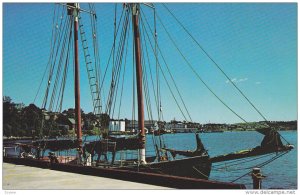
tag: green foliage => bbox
[3,96,111,137]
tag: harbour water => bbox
[82,130,297,189]
[4,130,297,189]
[153,130,297,189]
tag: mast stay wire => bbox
[117,24,131,119]
[140,8,193,123]
[139,6,163,130]
[161,4,291,145]
[112,14,131,119]
[44,9,70,110]
[106,9,130,117]
[141,24,159,123]
[141,7,191,151]
[99,7,125,103]
[230,151,289,183]
[140,22,156,124]
[34,4,60,104]
[155,5,291,178]
[161,3,268,123]
[54,19,73,113]
[154,8,162,123]
[141,8,193,123]
[103,7,127,115]
[42,6,67,109]
[212,152,275,170]
[48,17,72,112]
[140,16,168,157]
[47,15,70,111]
[140,14,189,122]
[140,33,162,159]
[154,10,249,124]
[38,7,74,143]
[111,13,130,118]
[132,17,136,130]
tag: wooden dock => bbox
[3,157,246,189]
[3,163,170,190]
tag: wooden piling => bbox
[251,167,266,189]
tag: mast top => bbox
[67,3,79,16]
[62,3,96,16]
[132,3,139,15]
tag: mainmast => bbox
[131,4,146,164]
[68,3,82,161]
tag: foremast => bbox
[131,3,146,164]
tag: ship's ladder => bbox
[78,16,102,118]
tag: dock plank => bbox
[2,163,170,190]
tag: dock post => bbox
[251,168,266,189]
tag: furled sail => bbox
[162,134,208,158]
[210,128,294,163]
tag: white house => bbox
[109,120,125,132]
[165,122,187,130]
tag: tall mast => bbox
[68,3,82,161]
[74,3,82,155]
[132,4,146,164]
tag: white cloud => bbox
[239,78,248,82]
[231,78,237,82]
[255,81,261,85]
[225,77,248,84]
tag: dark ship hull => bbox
[119,155,211,180]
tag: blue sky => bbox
[3,3,297,124]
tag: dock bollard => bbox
[251,168,266,189]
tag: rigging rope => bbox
[99,7,125,104]
[140,27,155,123]
[142,30,159,120]
[154,10,248,124]
[106,9,130,118]
[117,23,130,119]
[48,16,72,111]
[230,151,289,183]
[162,3,269,123]
[159,4,292,148]
[42,6,65,109]
[34,4,59,104]
[141,8,193,122]
[139,12,192,122]
[43,9,69,110]
[139,12,168,156]
[132,20,136,129]
[105,8,128,115]
[54,20,73,112]
[153,8,162,123]
[111,17,130,117]
[212,152,275,169]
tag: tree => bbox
[21,104,43,136]
[3,96,22,136]
[100,113,110,128]
[62,108,85,119]
[3,96,12,103]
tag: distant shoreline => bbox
[3,129,297,141]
